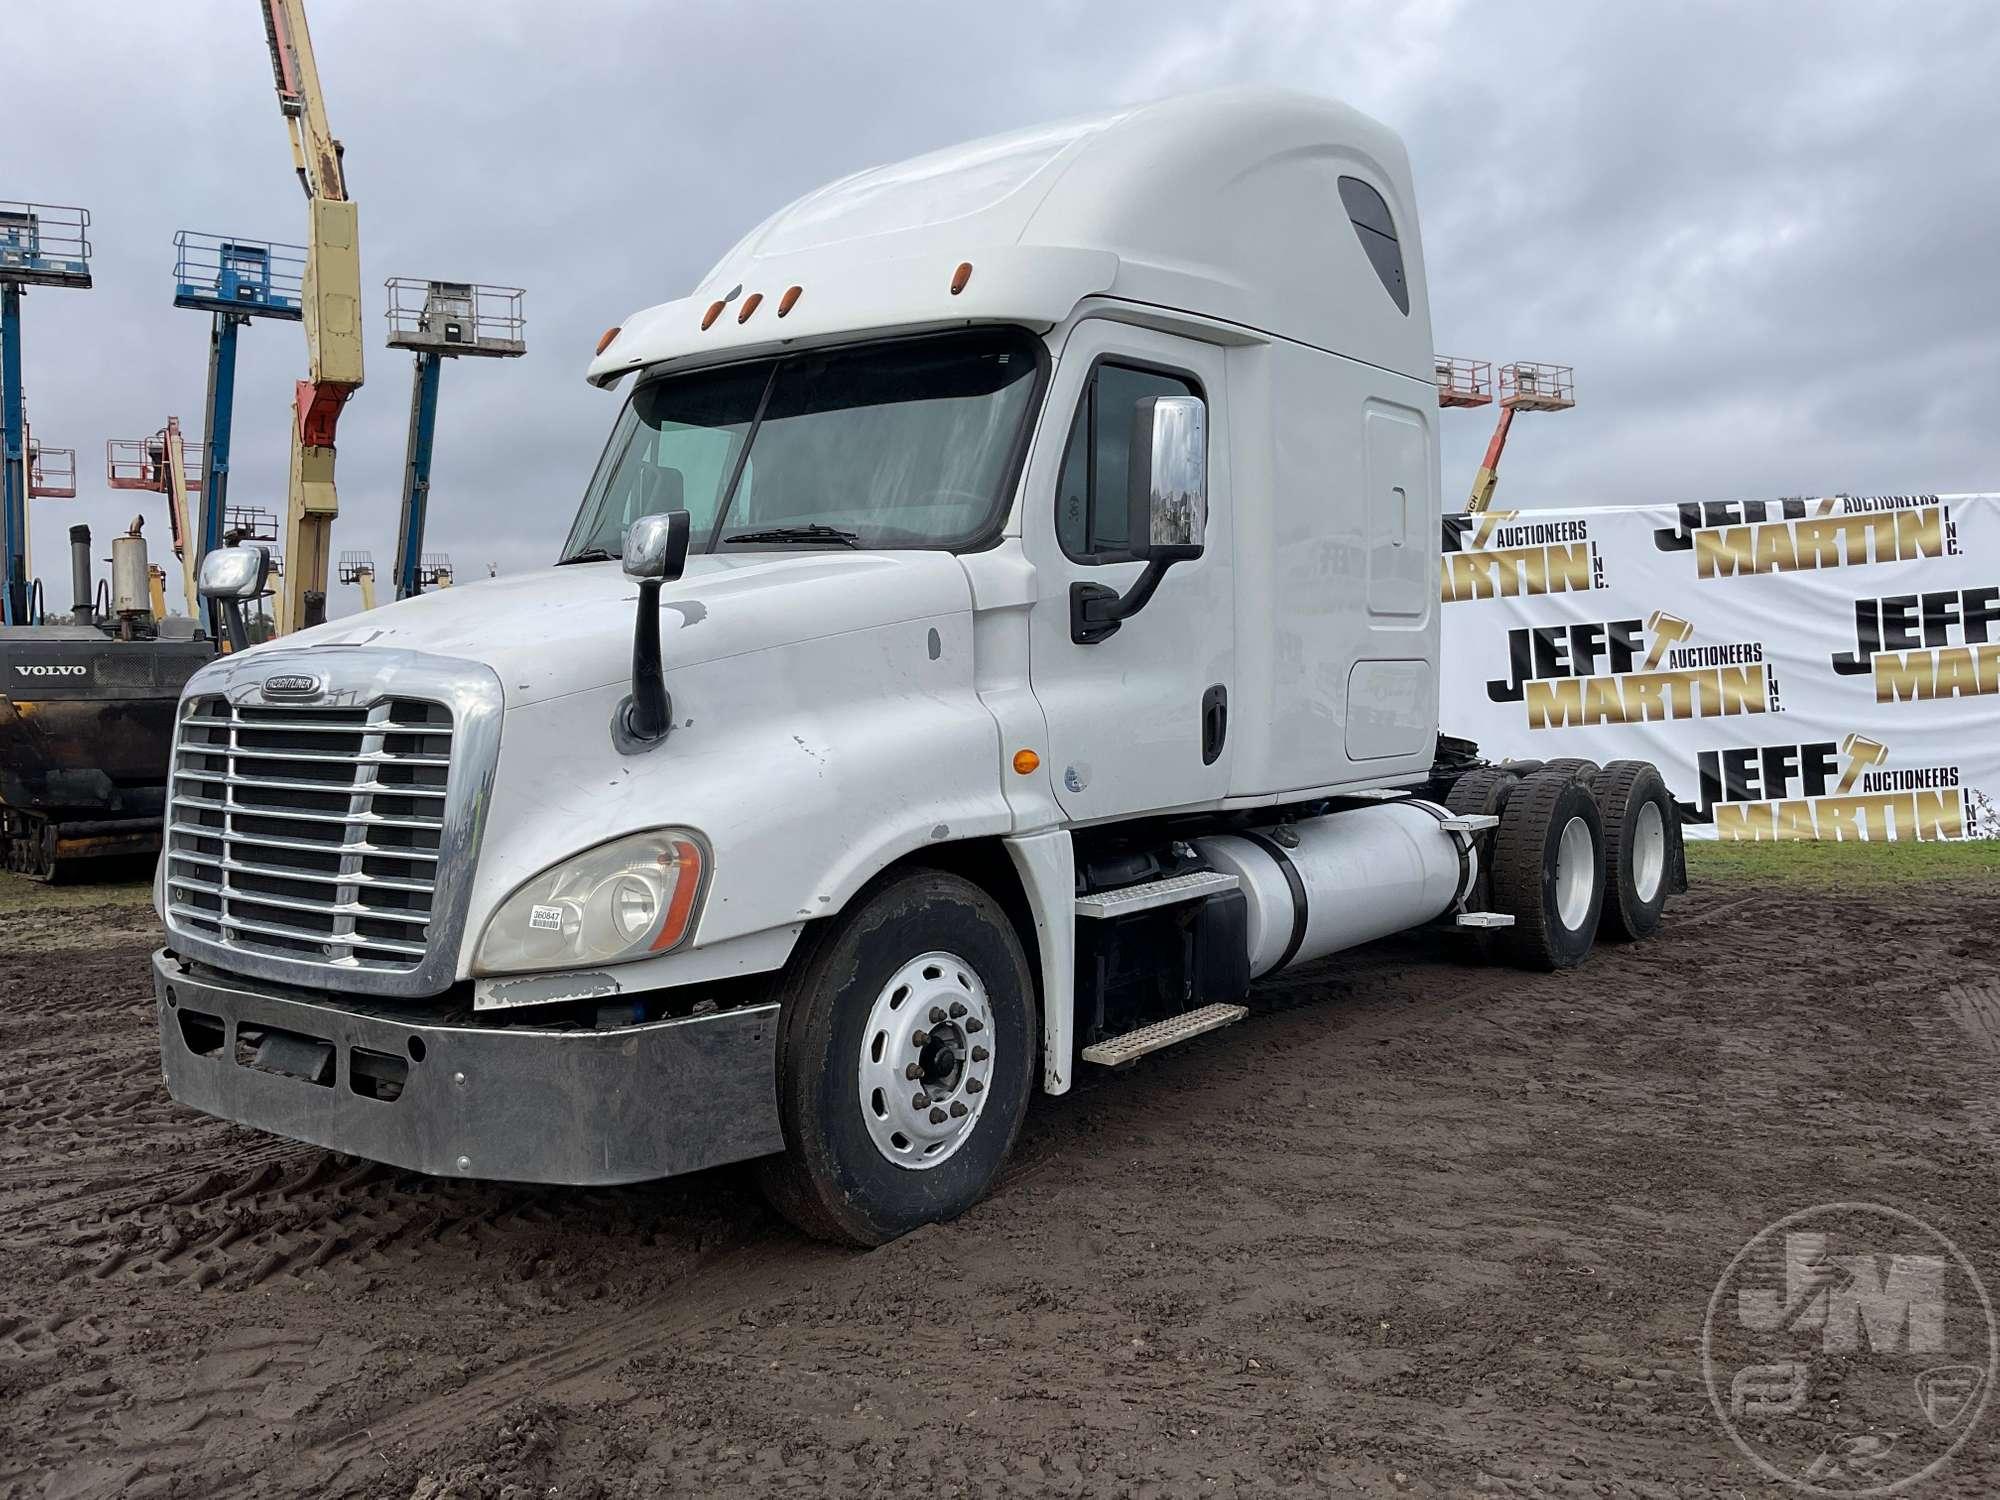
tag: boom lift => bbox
[1461,360,1574,515]
[337,549,376,610]
[107,419,207,617]
[19,416,79,616]
[26,427,76,498]
[259,0,363,635]
[384,278,524,599]
[172,230,304,636]
[224,505,280,543]
[0,201,92,625]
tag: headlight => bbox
[474,828,708,975]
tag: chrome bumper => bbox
[153,950,784,1185]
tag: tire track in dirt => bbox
[304,1233,834,1485]
[11,879,2000,1498]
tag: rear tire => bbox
[1592,760,1676,941]
[1445,768,1520,963]
[1491,769,1604,971]
[757,869,1036,1246]
[1539,756,1601,782]
[1444,766,1520,821]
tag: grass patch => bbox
[1687,838,2000,888]
[0,872,154,914]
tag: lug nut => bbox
[929,1006,947,1024]
[929,1107,948,1124]
[949,1001,967,1018]
[912,1028,930,1047]
[904,1062,923,1081]
[911,1091,929,1110]
[965,1019,984,1034]
[949,1101,968,1119]
[971,1046,989,1063]
[964,1078,983,1094]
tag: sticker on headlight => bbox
[528,904,564,932]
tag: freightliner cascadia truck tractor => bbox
[155,90,1684,1245]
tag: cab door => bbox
[1023,320,1234,821]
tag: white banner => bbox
[1438,495,2000,839]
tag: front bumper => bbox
[153,950,784,1185]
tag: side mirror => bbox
[623,509,691,583]
[1071,394,1208,645]
[197,544,272,652]
[1125,394,1207,563]
[615,509,692,751]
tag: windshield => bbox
[561,328,1044,559]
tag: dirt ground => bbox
[4,862,1999,1499]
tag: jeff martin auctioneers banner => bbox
[1438,494,2000,840]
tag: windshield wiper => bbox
[559,547,619,565]
[722,524,861,548]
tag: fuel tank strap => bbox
[1241,830,1308,974]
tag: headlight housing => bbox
[474,828,708,975]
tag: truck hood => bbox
[273,551,975,708]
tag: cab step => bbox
[1079,1002,1249,1068]
[1074,869,1239,919]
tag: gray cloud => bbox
[4,0,1994,616]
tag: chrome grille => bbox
[165,694,455,973]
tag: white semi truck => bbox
[155,89,1683,1245]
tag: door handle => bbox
[1201,684,1227,765]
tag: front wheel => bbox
[757,869,1036,1246]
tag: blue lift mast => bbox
[173,231,303,635]
[384,278,524,600]
[0,202,92,626]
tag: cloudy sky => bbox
[6,0,1997,616]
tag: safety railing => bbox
[174,230,306,318]
[0,201,92,286]
[28,441,77,498]
[225,505,280,542]
[107,435,207,491]
[385,278,525,356]
[1434,356,1494,409]
[1498,361,1576,411]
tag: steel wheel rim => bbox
[1554,815,1595,931]
[1632,800,1666,903]
[857,950,995,1170]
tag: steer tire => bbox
[756,868,1036,1247]
[1491,769,1605,971]
[1592,760,1677,941]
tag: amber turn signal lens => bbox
[595,325,621,355]
[701,300,725,330]
[1012,749,1040,775]
[950,262,973,295]
[778,285,802,317]
[737,292,763,323]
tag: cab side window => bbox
[1057,362,1199,563]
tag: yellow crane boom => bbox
[161,418,200,616]
[260,0,362,633]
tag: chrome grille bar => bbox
[165,689,454,976]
